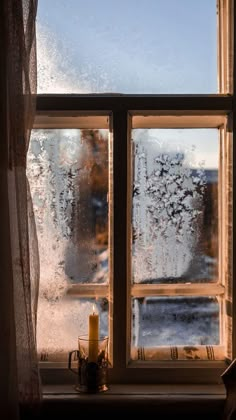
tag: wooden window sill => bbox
[41,384,226,418]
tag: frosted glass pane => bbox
[27,129,109,286]
[37,0,217,93]
[132,129,218,284]
[27,129,109,359]
[132,297,219,347]
[37,297,108,355]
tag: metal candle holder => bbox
[68,335,109,393]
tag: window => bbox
[29,0,234,384]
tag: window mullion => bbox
[131,283,225,298]
[67,284,109,298]
[36,94,232,114]
[112,111,129,371]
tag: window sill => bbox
[41,384,226,418]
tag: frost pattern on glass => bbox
[132,129,218,283]
[132,297,219,347]
[27,129,109,354]
[38,298,108,355]
[37,0,217,93]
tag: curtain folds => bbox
[0,0,41,418]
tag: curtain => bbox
[0,0,41,418]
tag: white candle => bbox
[88,305,99,363]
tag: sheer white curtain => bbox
[0,0,41,418]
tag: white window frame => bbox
[35,0,234,385]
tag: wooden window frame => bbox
[36,0,234,385]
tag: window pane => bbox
[37,297,108,359]
[28,129,110,359]
[132,297,219,347]
[28,129,109,286]
[132,129,218,284]
[37,0,217,93]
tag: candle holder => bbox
[68,335,109,393]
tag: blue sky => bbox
[37,0,217,94]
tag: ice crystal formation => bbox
[133,139,206,283]
[27,129,108,353]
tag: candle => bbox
[88,305,99,363]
